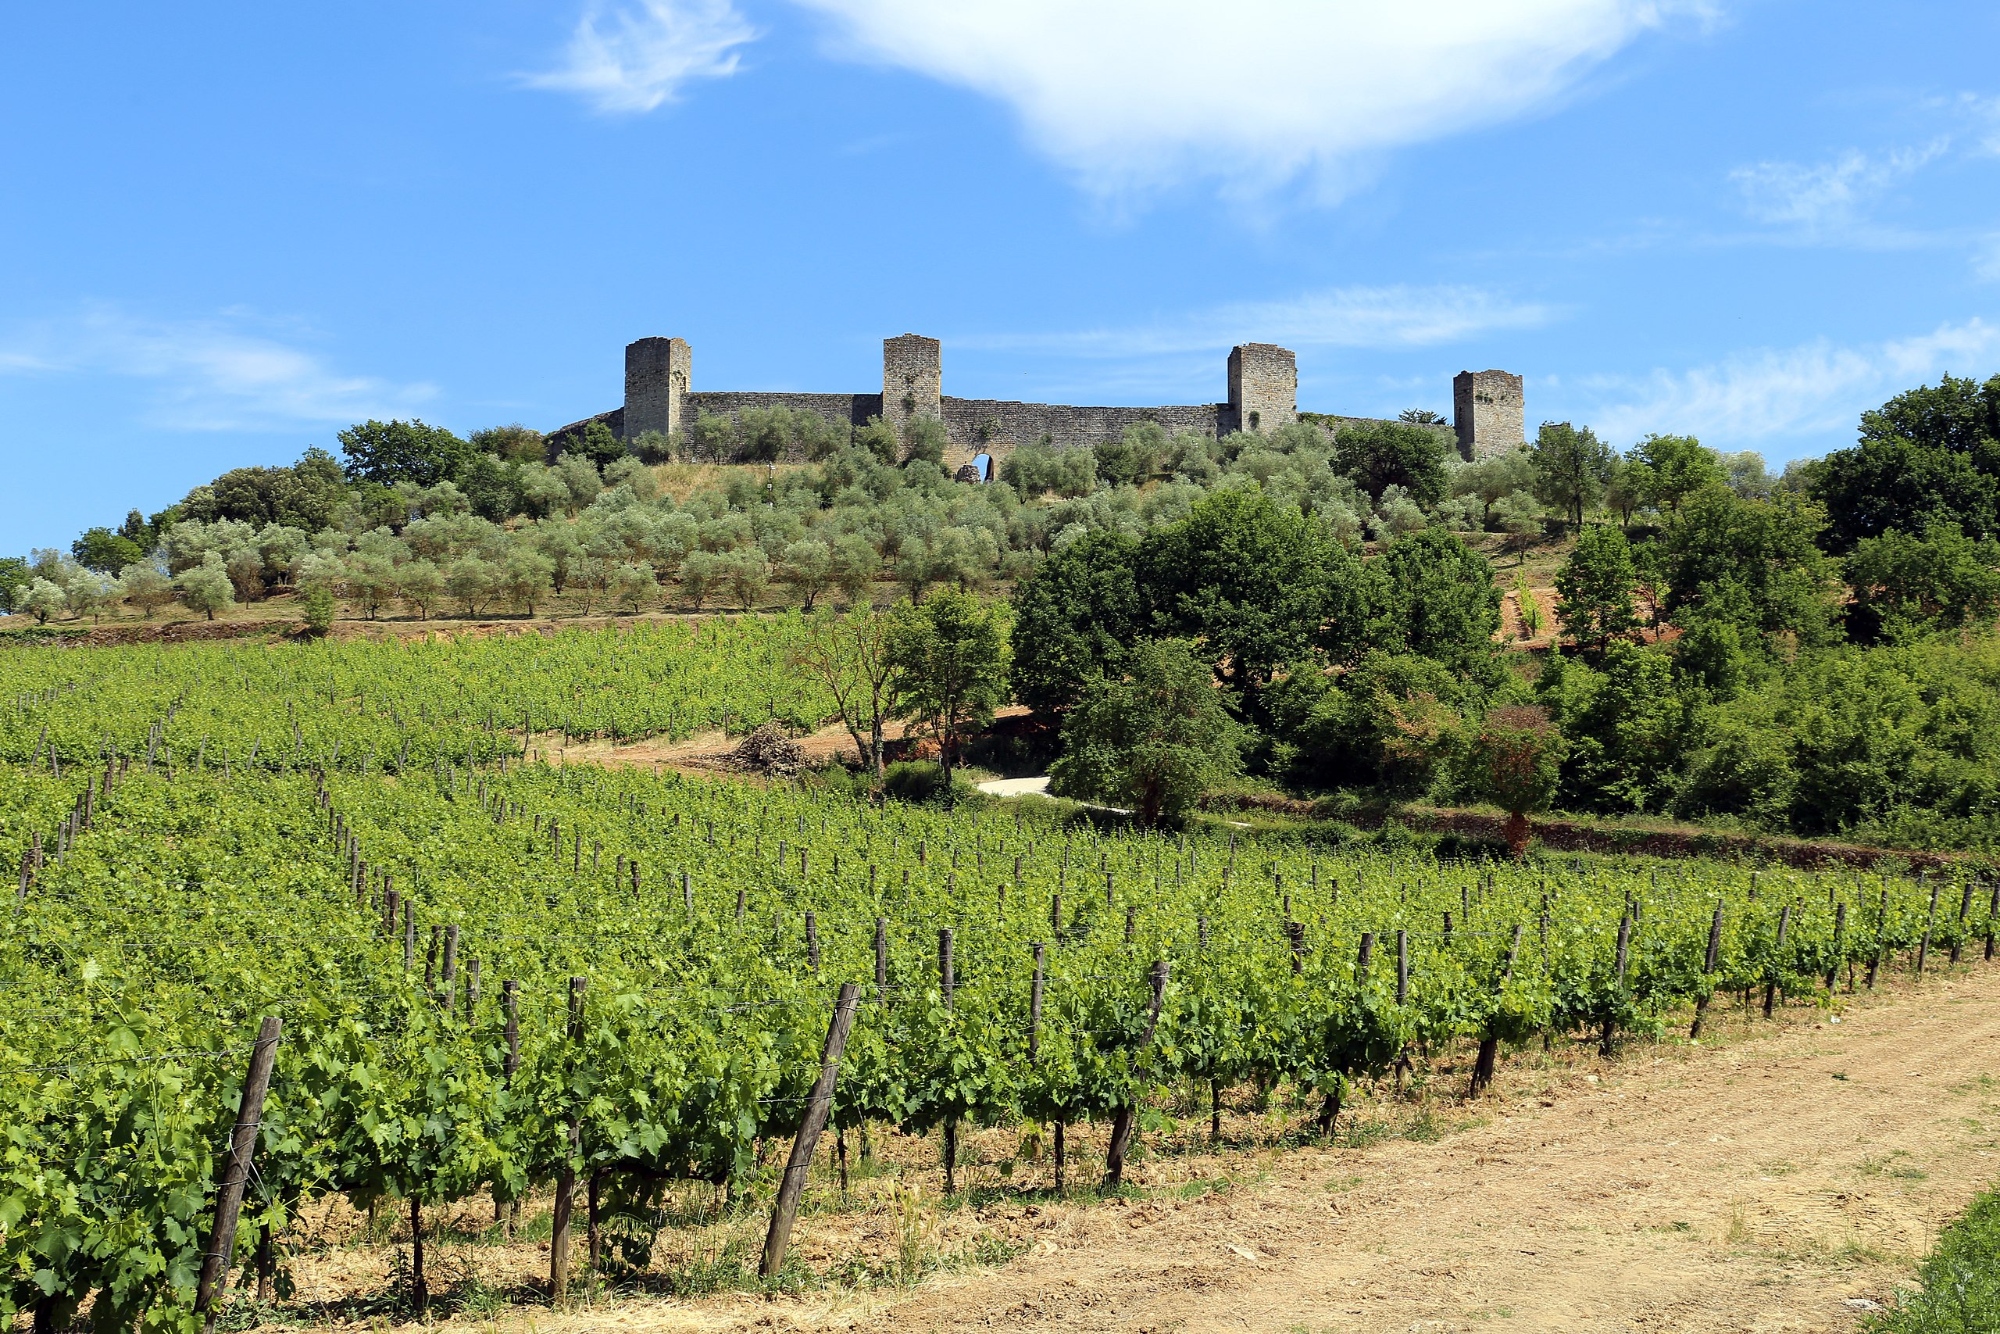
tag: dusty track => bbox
[492,966,2000,1334]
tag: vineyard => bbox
[2,630,1997,1332]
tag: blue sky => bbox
[2,0,1997,551]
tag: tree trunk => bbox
[1105,1105,1137,1188]
[1316,1078,1343,1138]
[942,1118,958,1194]
[409,1197,427,1316]
[1504,811,1531,859]
[1210,1078,1222,1145]
[550,1163,576,1303]
[1054,1120,1066,1193]
[1470,1037,1499,1097]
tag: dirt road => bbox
[498,966,2000,1334]
[862,974,1998,1333]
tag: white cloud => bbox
[791,0,1699,195]
[0,305,435,432]
[527,0,756,114]
[1580,318,2000,450]
[1730,141,1947,235]
[965,284,1554,358]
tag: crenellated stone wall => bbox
[558,333,1521,470]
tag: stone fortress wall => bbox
[567,334,1524,469]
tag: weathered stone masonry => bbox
[565,335,1523,467]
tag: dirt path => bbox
[858,973,1999,1334]
[494,967,2000,1334]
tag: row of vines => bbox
[1,630,1996,1331]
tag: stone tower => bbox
[624,337,691,441]
[1227,343,1297,434]
[1453,370,1524,461]
[882,334,942,436]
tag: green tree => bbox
[1266,651,1467,796]
[830,534,879,608]
[1659,485,1842,650]
[1094,423,1168,487]
[790,609,899,779]
[397,560,445,619]
[887,588,1010,783]
[1814,374,2000,551]
[1367,528,1503,683]
[70,527,145,573]
[1530,421,1615,528]
[1537,643,1694,813]
[609,560,657,613]
[175,553,235,621]
[679,550,723,610]
[721,547,771,611]
[1333,420,1450,507]
[22,577,65,623]
[777,539,832,610]
[1459,705,1565,857]
[902,417,948,469]
[446,556,499,617]
[1554,524,1640,648]
[501,547,555,617]
[471,423,547,463]
[0,556,28,613]
[1009,530,1142,716]
[115,562,174,618]
[1845,525,2000,644]
[1629,434,1723,514]
[1049,639,1244,825]
[337,420,474,487]
[1137,489,1372,696]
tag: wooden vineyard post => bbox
[1601,910,1632,1057]
[551,977,585,1305]
[495,979,521,1231]
[1827,903,1847,989]
[1867,888,1888,989]
[806,911,820,971]
[1691,901,1724,1039]
[1987,879,1998,963]
[1028,942,1045,1063]
[1763,906,1791,1019]
[1102,960,1169,1189]
[760,982,861,1278]
[195,1015,283,1331]
[874,917,888,998]
[1952,880,1968,964]
[1916,879,1940,974]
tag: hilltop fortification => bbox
[567,335,1523,468]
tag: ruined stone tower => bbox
[1227,343,1297,434]
[624,336,690,440]
[1453,370,1524,461]
[882,334,943,437]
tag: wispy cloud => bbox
[526,0,756,114]
[1579,318,2000,450]
[792,0,1707,199]
[963,285,1556,358]
[0,305,435,432]
[1730,141,1948,239]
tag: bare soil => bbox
[273,965,2000,1334]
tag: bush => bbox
[301,585,336,635]
[1868,1186,2000,1332]
[882,760,954,805]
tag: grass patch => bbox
[1868,1187,2000,1332]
